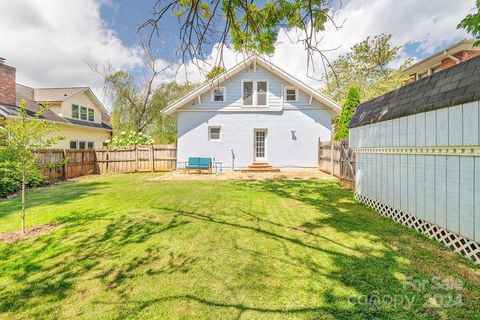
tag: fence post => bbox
[135,145,138,173]
[330,141,334,177]
[62,149,67,180]
[150,145,154,172]
[317,138,320,170]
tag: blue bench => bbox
[186,157,212,173]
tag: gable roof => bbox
[163,55,341,116]
[34,87,87,102]
[0,84,112,131]
[402,39,480,76]
[350,55,480,128]
[33,87,109,115]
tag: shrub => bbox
[106,131,154,147]
[0,161,20,197]
[0,151,47,198]
[334,86,361,141]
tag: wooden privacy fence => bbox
[38,144,176,181]
[38,149,96,181]
[318,139,356,189]
[95,144,176,174]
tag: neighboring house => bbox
[402,39,480,83]
[164,56,341,170]
[0,58,112,149]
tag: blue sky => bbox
[98,0,474,64]
[0,0,476,106]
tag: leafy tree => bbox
[322,34,412,103]
[458,0,480,46]
[205,66,226,82]
[90,42,171,135]
[148,82,198,143]
[105,77,197,144]
[90,43,198,144]
[334,86,360,141]
[102,75,199,143]
[140,0,336,70]
[0,100,62,232]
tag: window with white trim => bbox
[257,81,267,106]
[242,80,268,106]
[72,105,79,119]
[211,87,225,102]
[208,126,221,141]
[72,104,95,122]
[88,108,94,122]
[70,140,94,149]
[243,81,254,105]
[284,86,297,102]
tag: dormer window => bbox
[72,104,79,118]
[211,87,225,102]
[242,80,268,106]
[285,86,298,102]
[88,108,94,122]
[80,106,87,120]
[72,104,94,122]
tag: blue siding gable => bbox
[178,66,328,112]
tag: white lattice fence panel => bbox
[355,193,480,264]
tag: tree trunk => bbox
[21,173,26,233]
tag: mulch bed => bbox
[0,223,58,244]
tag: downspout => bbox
[443,50,461,64]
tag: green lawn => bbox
[0,173,479,320]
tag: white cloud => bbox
[271,0,473,87]
[0,0,475,104]
[164,0,474,88]
[0,0,141,106]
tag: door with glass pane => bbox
[254,129,267,162]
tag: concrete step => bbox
[240,163,280,172]
[250,162,270,167]
[239,169,281,173]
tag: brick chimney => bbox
[0,57,16,105]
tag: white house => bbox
[164,56,341,170]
